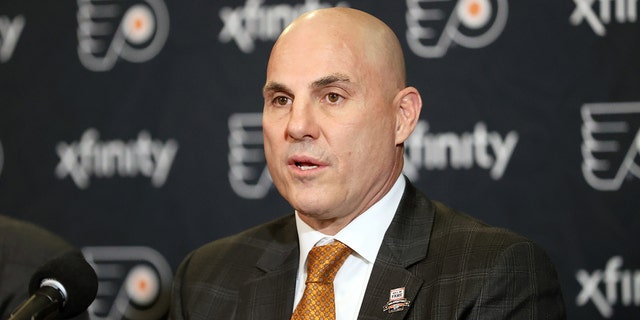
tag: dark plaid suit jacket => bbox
[170,180,566,319]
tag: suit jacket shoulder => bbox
[359,181,566,319]
[170,214,299,320]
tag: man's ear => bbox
[394,86,422,145]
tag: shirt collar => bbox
[295,175,405,265]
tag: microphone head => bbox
[28,250,98,319]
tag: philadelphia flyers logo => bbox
[82,246,172,319]
[406,0,508,58]
[77,0,170,71]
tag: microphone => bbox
[9,250,98,320]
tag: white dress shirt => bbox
[293,175,405,319]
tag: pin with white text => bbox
[383,287,411,313]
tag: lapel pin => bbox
[383,287,411,313]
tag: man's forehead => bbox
[271,14,368,61]
[266,41,365,84]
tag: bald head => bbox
[269,7,406,91]
[262,8,422,233]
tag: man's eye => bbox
[273,96,290,106]
[325,93,343,103]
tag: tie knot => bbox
[305,240,352,284]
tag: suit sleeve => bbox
[471,241,566,319]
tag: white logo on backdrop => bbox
[82,246,172,320]
[77,0,170,71]
[570,0,639,36]
[581,102,640,191]
[218,0,349,53]
[0,14,25,63]
[576,256,640,318]
[228,113,272,199]
[403,120,519,180]
[227,114,517,199]
[55,128,179,189]
[406,0,508,58]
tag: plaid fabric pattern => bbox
[170,179,566,320]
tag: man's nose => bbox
[286,101,319,141]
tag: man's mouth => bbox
[295,162,319,170]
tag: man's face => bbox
[262,25,401,228]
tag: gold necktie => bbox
[291,240,352,320]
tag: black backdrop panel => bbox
[1,0,639,318]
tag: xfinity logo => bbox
[227,114,518,199]
[77,0,170,71]
[576,256,640,318]
[0,14,25,63]
[404,121,518,180]
[581,102,640,191]
[82,246,172,320]
[406,0,508,58]
[55,128,179,189]
[219,0,349,53]
[570,0,638,36]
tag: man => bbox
[170,7,566,319]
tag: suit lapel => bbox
[232,179,435,319]
[358,179,435,319]
[236,217,300,320]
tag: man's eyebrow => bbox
[263,82,290,95]
[311,73,351,88]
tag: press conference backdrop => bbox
[0,0,638,318]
